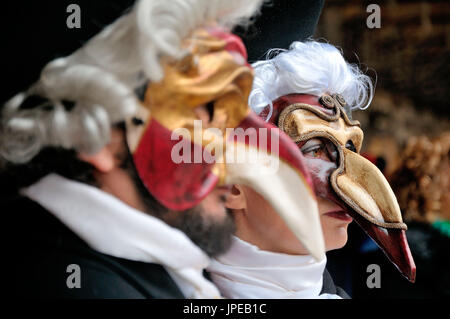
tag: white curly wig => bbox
[248,40,375,121]
[0,0,264,164]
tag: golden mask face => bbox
[146,29,253,139]
[125,28,254,206]
[267,93,415,282]
[276,93,406,229]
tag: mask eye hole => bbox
[194,102,215,124]
[346,140,357,153]
[301,138,324,158]
[206,101,215,122]
[300,138,338,163]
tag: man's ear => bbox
[78,127,126,173]
[78,147,115,173]
[226,185,247,210]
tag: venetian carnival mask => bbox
[261,93,416,282]
[125,29,325,261]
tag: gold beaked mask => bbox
[262,93,416,282]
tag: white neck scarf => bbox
[21,173,221,299]
[207,236,341,299]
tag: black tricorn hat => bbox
[1,0,135,104]
[1,0,324,104]
[237,0,324,62]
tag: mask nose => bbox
[333,148,405,226]
[331,148,416,282]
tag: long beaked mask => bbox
[262,93,416,282]
[125,30,325,261]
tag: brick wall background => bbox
[316,0,449,174]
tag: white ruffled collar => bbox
[207,236,341,299]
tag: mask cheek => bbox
[301,141,354,213]
[130,118,219,211]
[303,156,337,199]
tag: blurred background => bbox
[1,0,448,299]
[314,0,450,298]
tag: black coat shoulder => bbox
[321,268,351,299]
[6,196,184,299]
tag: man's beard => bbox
[163,206,236,258]
[122,151,236,257]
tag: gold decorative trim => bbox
[319,94,336,109]
[278,102,340,130]
[332,93,347,107]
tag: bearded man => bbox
[3,0,325,298]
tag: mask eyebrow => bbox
[299,138,322,152]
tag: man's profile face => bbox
[91,127,236,257]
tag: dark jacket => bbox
[8,196,184,299]
[321,268,350,298]
[8,196,349,299]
